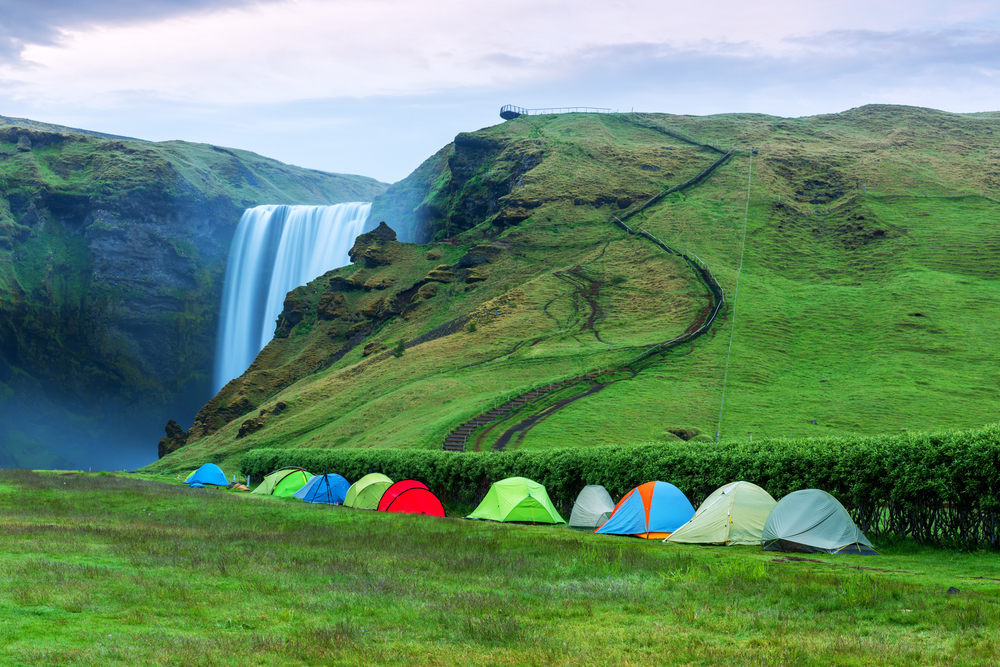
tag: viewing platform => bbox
[500,104,613,120]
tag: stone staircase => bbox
[442,372,614,452]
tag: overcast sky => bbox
[1,0,998,183]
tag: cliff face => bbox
[367,131,545,243]
[0,123,387,469]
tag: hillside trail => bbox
[442,120,735,452]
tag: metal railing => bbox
[500,104,613,120]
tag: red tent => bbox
[377,480,445,517]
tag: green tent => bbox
[665,481,777,546]
[467,477,565,524]
[568,485,615,530]
[762,489,877,555]
[252,467,313,497]
[344,473,393,510]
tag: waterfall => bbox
[214,203,370,392]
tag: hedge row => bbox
[241,424,1000,549]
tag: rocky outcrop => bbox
[348,221,397,267]
[158,420,189,459]
[175,223,451,442]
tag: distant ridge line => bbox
[0,115,145,141]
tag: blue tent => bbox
[186,463,228,487]
[595,481,695,539]
[293,473,350,505]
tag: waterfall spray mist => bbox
[214,203,370,392]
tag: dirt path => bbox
[491,370,636,451]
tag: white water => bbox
[214,203,370,392]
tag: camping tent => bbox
[293,473,351,505]
[378,480,445,517]
[762,489,877,555]
[251,467,313,497]
[185,463,228,487]
[467,477,565,524]
[344,473,393,510]
[568,485,616,530]
[666,481,777,545]
[595,481,694,539]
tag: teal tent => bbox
[186,463,228,487]
[762,489,877,555]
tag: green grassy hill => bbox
[152,105,1000,473]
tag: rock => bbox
[348,222,397,268]
[363,341,388,357]
[457,244,504,268]
[157,419,188,458]
[364,275,397,290]
[465,269,487,284]
[237,416,265,439]
[347,321,372,338]
[328,275,363,292]
[416,283,439,299]
[426,264,456,283]
[274,287,310,337]
[317,291,350,320]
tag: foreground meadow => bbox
[1,470,998,666]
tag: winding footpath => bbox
[442,123,735,452]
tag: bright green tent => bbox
[467,477,565,524]
[344,473,393,510]
[252,467,313,497]
[665,481,777,546]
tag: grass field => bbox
[3,470,998,666]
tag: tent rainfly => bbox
[467,477,565,524]
[252,467,313,497]
[293,473,351,505]
[595,481,694,539]
[762,489,878,555]
[568,485,616,530]
[185,463,228,487]
[378,480,445,517]
[344,473,393,510]
[666,481,777,545]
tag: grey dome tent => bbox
[762,489,877,555]
[569,485,615,530]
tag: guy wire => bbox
[716,150,753,442]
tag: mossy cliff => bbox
[0,120,386,469]
[152,105,1000,474]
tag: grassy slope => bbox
[155,105,1000,473]
[1,471,998,666]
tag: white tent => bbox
[568,485,615,530]
[666,481,777,546]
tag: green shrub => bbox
[241,424,1000,549]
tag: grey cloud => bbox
[0,0,278,61]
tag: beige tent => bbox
[665,481,776,546]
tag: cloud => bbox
[0,0,276,61]
[1,0,999,181]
